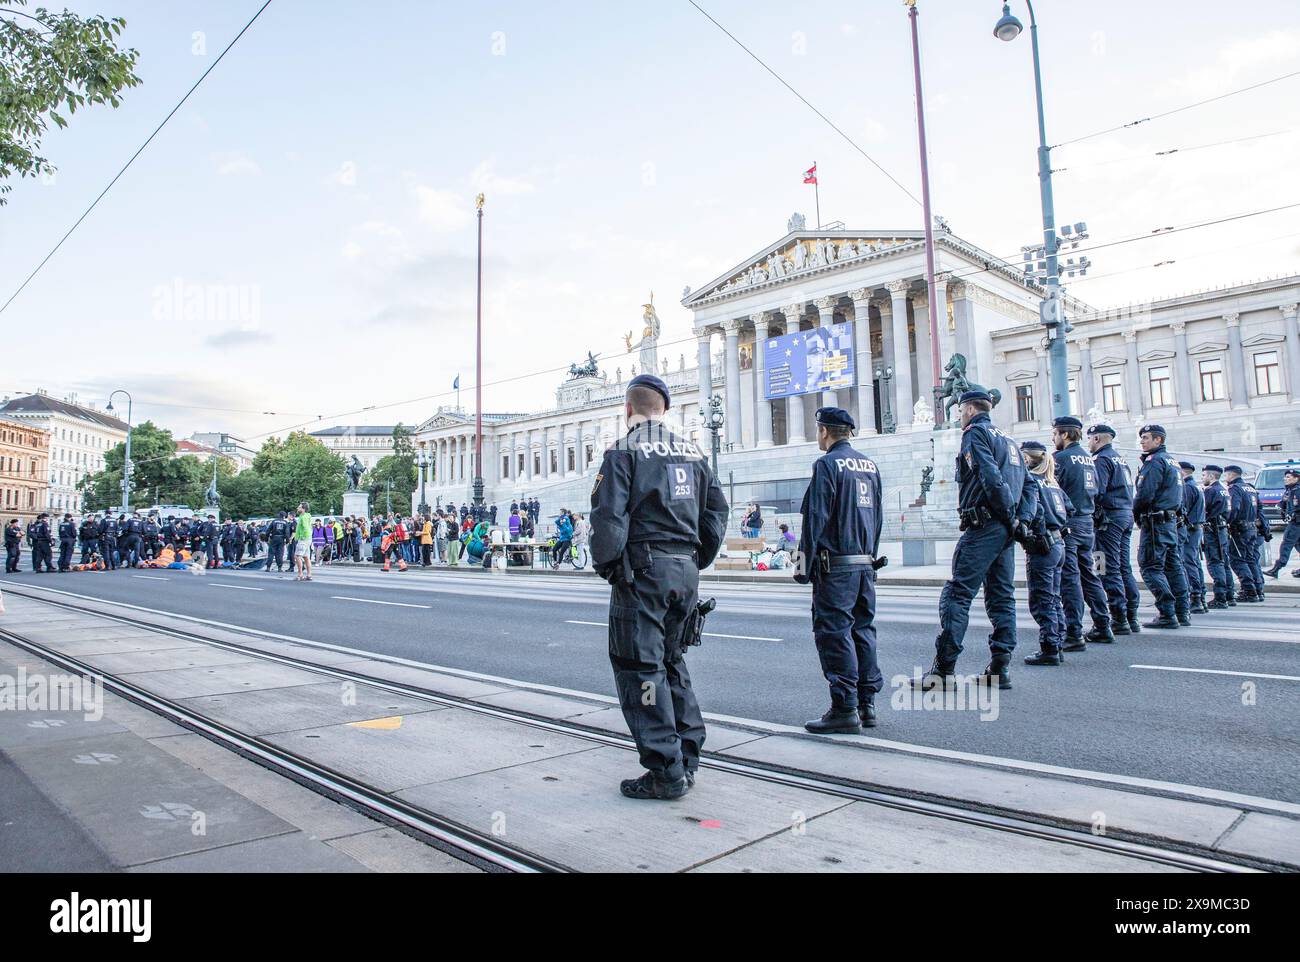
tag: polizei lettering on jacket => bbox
[834,457,878,474]
[638,439,703,459]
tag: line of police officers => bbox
[5,511,263,573]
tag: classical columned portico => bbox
[886,281,913,429]
[1034,347,1051,429]
[933,272,953,366]
[1225,313,1249,410]
[722,319,743,448]
[1282,304,1300,402]
[1124,330,1145,420]
[782,304,808,443]
[849,288,876,435]
[814,297,838,409]
[1170,323,1195,413]
[696,331,713,403]
[912,290,936,416]
[751,312,775,447]
[1076,338,1096,415]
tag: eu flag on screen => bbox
[763,322,855,400]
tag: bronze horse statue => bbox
[938,353,1001,424]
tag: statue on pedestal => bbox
[346,455,365,491]
[204,461,220,511]
[568,352,600,379]
[913,396,935,427]
[935,353,1002,427]
[623,294,661,377]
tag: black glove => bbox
[792,570,810,585]
[595,562,620,585]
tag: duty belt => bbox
[829,554,877,568]
[1137,509,1176,524]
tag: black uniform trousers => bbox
[811,566,881,710]
[58,540,75,571]
[5,542,19,572]
[99,536,118,569]
[1204,524,1232,601]
[32,540,53,572]
[1061,515,1110,634]
[936,522,1018,665]
[1228,526,1260,597]
[1095,512,1141,618]
[1276,520,1300,567]
[1139,518,1188,617]
[607,549,706,782]
[266,538,285,570]
[1179,524,1205,604]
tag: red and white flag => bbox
[803,163,818,185]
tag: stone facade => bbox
[308,425,401,472]
[0,414,51,524]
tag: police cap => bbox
[1138,423,1167,438]
[814,406,856,431]
[1020,440,1048,453]
[1202,464,1223,474]
[1178,461,1196,471]
[959,389,992,405]
[1053,415,1084,431]
[626,373,671,410]
[1286,469,1300,479]
[1086,423,1116,437]
[1223,464,1244,475]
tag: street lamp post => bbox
[472,192,486,508]
[995,1,1070,419]
[875,366,896,434]
[699,394,724,476]
[105,390,133,513]
[417,441,429,515]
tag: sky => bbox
[2,0,1298,444]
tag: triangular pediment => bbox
[416,410,470,432]
[1188,341,1228,355]
[1090,354,1127,369]
[1005,368,1039,382]
[1139,349,1175,362]
[1242,332,1284,347]
[683,229,924,307]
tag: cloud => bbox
[204,328,272,348]
[471,159,536,196]
[331,161,358,187]
[215,154,261,176]
[341,241,363,260]
[413,186,473,231]
[1169,29,1300,98]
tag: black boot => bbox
[1291,568,1300,578]
[1207,598,1229,609]
[1226,594,1238,606]
[977,654,1012,690]
[1265,563,1282,579]
[1176,611,1192,627]
[805,707,862,735]
[1127,611,1142,634]
[1195,597,1209,614]
[1111,608,1131,636]
[858,699,877,729]
[1086,621,1115,644]
[1024,648,1061,666]
[619,771,689,800]
[911,660,957,690]
[1061,632,1087,653]
[1144,613,1180,629]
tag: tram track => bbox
[0,585,1277,874]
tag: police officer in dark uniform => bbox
[4,518,21,573]
[29,512,54,572]
[1088,423,1141,635]
[266,512,290,571]
[1177,462,1207,613]
[201,514,220,568]
[794,407,884,734]
[98,511,120,570]
[1019,442,1069,666]
[916,390,1026,690]
[590,373,728,800]
[1052,416,1112,647]
[233,520,247,563]
[1200,466,1233,607]
[143,514,161,562]
[1224,465,1261,602]
[1244,472,1269,597]
[489,503,498,525]
[57,513,77,571]
[1265,469,1300,578]
[79,514,100,565]
[1133,424,1189,627]
[120,512,144,568]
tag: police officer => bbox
[793,407,884,734]
[1020,442,1069,666]
[1224,465,1262,603]
[1133,424,1189,628]
[29,512,54,572]
[915,390,1026,690]
[120,512,144,568]
[79,514,100,565]
[57,513,77,572]
[98,511,120,570]
[590,373,727,800]
[233,520,247,563]
[1088,423,1141,635]
[1200,466,1233,607]
[202,514,220,568]
[143,514,161,562]
[1265,469,1300,578]
[1052,416,1112,647]
[4,518,21,573]
[1245,472,1270,596]
[1177,462,1207,613]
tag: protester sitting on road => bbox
[778,523,796,553]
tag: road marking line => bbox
[1131,664,1300,682]
[208,583,262,591]
[132,575,168,582]
[12,582,1300,817]
[331,596,431,609]
[564,619,780,642]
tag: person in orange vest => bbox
[381,518,408,572]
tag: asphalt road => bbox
[3,561,1298,803]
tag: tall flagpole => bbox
[908,1,942,429]
[473,193,485,507]
[813,161,821,228]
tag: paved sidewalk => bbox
[2,591,1295,872]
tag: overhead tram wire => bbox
[0,0,276,319]
[1052,128,1298,173]
[684,0,923,208]
[1052,68,1300,150]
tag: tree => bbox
[362,425,417,510]
[0,1,142,204]
[79,421,209,511]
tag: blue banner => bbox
[763,322,855,399]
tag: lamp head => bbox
[994,3,1023,41]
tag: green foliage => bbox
[361,425,417,507]
[0,1,142,204]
